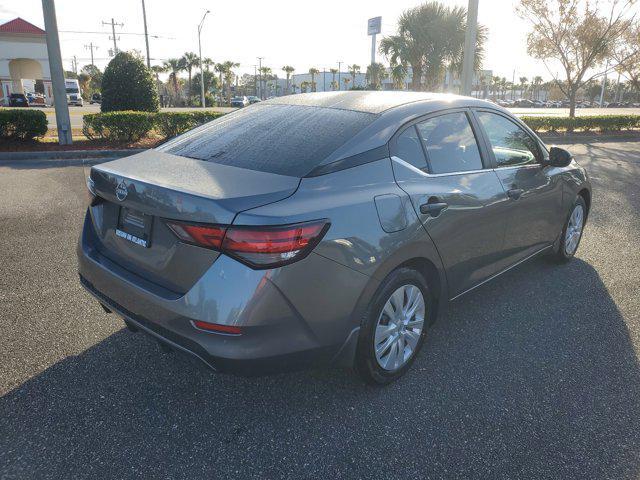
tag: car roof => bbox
[262,91,497,114]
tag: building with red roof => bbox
[0,17,53,105]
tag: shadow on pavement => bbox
[1,256,639,479]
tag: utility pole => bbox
[84,42,98,66]
[253,65,257,96]
[257,56,264,99]
[102,18,123,55]
[599,59,609,107]
[197,10,210,108]
[42,0,72,145]
[141,0,151,68]
[72,55,77,74]
[461,0,479,96]
[337,61,342,91]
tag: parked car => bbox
[78,91,592,384]
[90,93,102,105]
[8,93,29,107]
[248,96,261,104]
[230,96,250,108]
[514,99,535,108]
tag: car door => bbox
[473,109,565,263]
[390,109,512,298]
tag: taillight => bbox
[165,222,226,249]
[165,219,330,269]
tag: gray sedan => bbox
[78,91,591,384]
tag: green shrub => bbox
[101,52,159,112]
[83,111,156,142]
[521,115,640,133]
[83,110,227,142]
[0,109,47,140]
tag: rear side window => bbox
[476,111,540,167]
[416,112,483,174]
[158,104,377,177]
[395,126,427,169]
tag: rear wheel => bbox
[355,268,433,385]
[553,196,587,262]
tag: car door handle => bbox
[420,202,448,217]
[507,188,524,200]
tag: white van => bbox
[65,79,83,106]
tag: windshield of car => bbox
[158,104,377,177]
[66,88,79,94]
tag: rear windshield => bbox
[158,104,377,177]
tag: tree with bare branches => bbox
[518,0,636,117]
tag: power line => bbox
[59,30,175,39]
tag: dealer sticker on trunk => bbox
[115,228,148,248]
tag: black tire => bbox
[552,195,587,263]
[354,267,433,385]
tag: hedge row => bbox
[0,109,48,140]
[83,111,227,142]
[521,115,640,133]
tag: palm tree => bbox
[380,2,486,91]
[202,57,215,72]
[519,76,528,99]
[215,63,226,105]
[390,62,408,90]
[258,66,272,99]
[532,76,543,101]
[282,65,295,94]
[491,75,501,100]
[348,64,361,87]
[329,68,338,90]
[343,77,351,90]
[221,60,239,104]
[308,68,319,92]
[163,58,185,105]
[300,80,309,93]
[181,52,200,104]
[366,63,387,90]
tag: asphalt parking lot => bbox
[1,140,639,479]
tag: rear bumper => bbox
[77,212,368,375]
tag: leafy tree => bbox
[614,20,640,96]
[101,51,159,112]
[192,70,218,97]
[380,1,486,91]
[518,0,635,117]
[343,77,351,90]
[282,65,295,94]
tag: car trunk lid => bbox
[88,150,300,293]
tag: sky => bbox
[1,0,564,82]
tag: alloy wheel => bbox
[565,204,584,255]
[374,284,425,371]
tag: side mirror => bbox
[546,146,573,167]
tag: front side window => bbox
[476,111,540,167]
[416,112,483,174]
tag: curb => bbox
[0,148,146,161]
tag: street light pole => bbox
[141,0,151,69]
[337,61,342,91]
[461,0,479,96]
[198,10,210,109]
[257,57,264,99]
[42,0,72,145]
